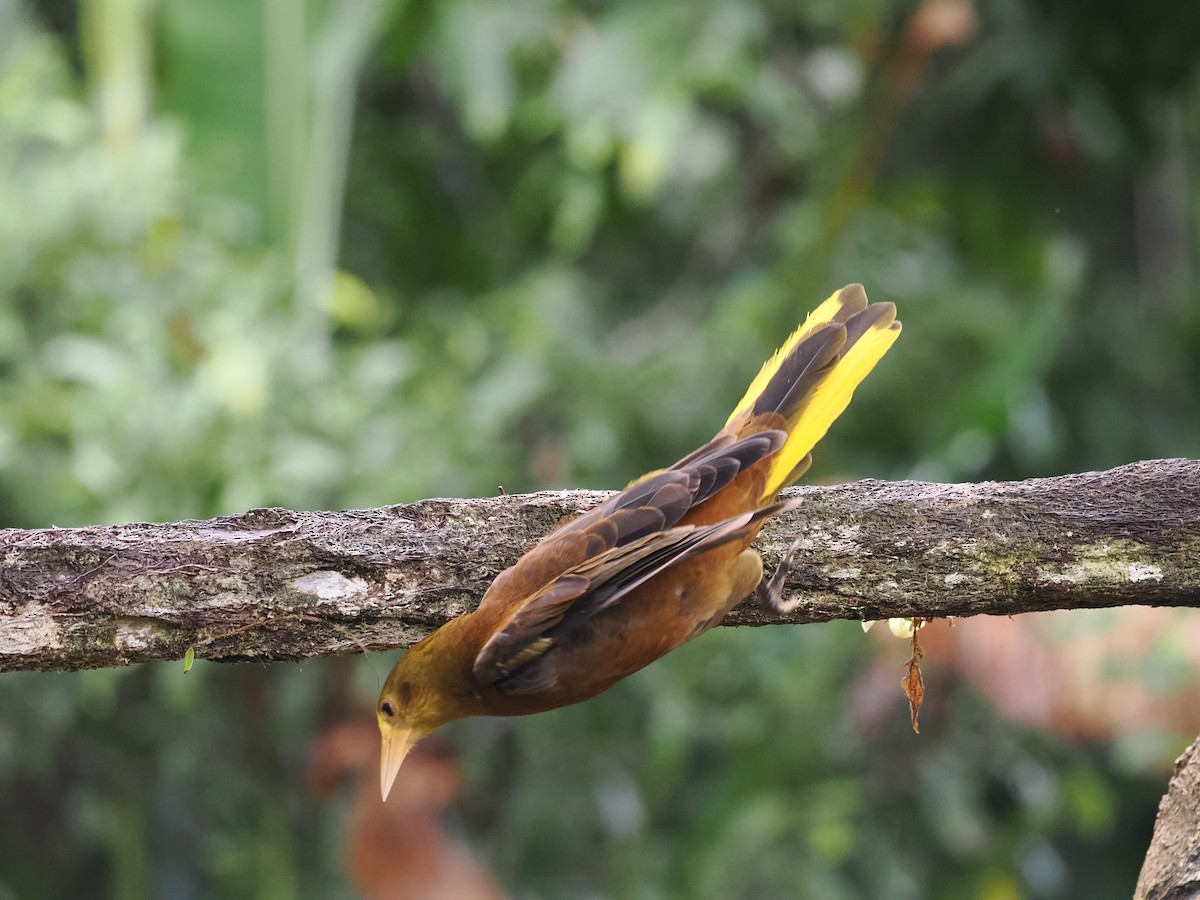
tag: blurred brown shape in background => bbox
[857,608,1200,754]
[309,720,507,900]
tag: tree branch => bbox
[1,458,1197,673]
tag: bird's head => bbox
[376,667,439,802]
[376,631,478,801]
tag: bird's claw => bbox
[757,539,804,616]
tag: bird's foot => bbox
[757,539,804,616]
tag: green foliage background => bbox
[1,0,1198,896]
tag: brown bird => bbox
[377,284,900,800]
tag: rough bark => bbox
[1136,736,1200,899]
[0,457,1197,674]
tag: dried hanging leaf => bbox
[901,619,926,733]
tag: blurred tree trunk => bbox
[1136,737,1200,899]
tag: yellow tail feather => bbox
[727,284,901,499]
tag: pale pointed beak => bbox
[379,727,413,802]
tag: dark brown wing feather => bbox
[470,428,787,693]
[473,503,785,693]
[669,429,784,506]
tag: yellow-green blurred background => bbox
[2,0,1199,897]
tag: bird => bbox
[377,284,900,800]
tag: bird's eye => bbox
[380,701,395,718]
